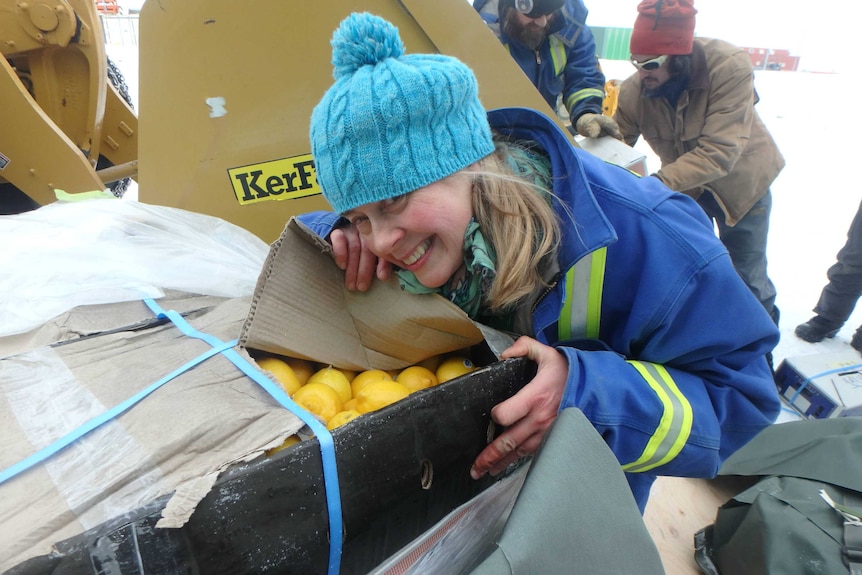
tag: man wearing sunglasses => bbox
[614,0,785,329]
[474,0,621,139]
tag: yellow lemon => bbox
[396,365,438,393]
[284,357,317,386]
[343,398,358,412]
[326,409,362,430]
[351,369,393,397]
[338,368,357,382]
[435,356,476,383]
[256,356,302,396]
[355,380,411,414]
[292,382,343,422]
[307,366,353,404]
[265,434,301,456]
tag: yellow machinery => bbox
[603,79,620,118]
[2,0,570,241]
[137,0,565,243]
[0,0,138,212]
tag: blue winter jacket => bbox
[298,107,781,512]
[473,0,605,121]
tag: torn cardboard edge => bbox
[0,291,232,360]
[240,217,488,371]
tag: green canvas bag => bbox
[695,418,862,575]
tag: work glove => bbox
[575,113,623,140]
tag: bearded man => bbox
[614,0,785,327]
[474,0,620,139]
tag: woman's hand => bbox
[470,336,570,479]
[329,225,393,291]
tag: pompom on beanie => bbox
[630,0,697,56]
[309,12,495,214]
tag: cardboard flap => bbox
[240,218,484,371]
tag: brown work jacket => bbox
[615,38,785,226]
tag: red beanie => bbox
[630,0,697,55]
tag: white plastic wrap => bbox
[0,197,269,337]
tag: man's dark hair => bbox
[668,54,692,77]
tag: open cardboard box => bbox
[240,218,492,371]
[2,217,530,573]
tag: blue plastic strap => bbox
[0,337,236,485]
[1,299,343,575]
[143,299,343,575]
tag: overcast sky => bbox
[587,0,855,73]
[123,0,852,73]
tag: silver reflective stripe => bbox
[621,361,693,473]
[558,247,606,341]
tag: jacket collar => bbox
[486,107,617,268]
[687,39,709,92]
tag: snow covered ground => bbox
[104,44,862,385]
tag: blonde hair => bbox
[471,140,562,313]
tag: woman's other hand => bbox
[330,225,392,291]
[470,336,569,479]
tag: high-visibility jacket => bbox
[473,0,605,121]
[298,107,780,512]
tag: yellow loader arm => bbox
[0,0,137,209]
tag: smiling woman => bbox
[296,11,782,518]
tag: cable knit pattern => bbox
[309,12,495,214]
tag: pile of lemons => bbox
[256,353,477,455]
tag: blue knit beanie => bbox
[310,12,496,214]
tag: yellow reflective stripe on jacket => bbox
[558,247,606,340]
[621,361,693,473]
[565,88,605,114]
[549,36,567,76]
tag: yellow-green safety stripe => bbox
[558,247,606,340]
[621,361,693,473]
[549,36,567,76]
[556,248,691,474]
[565,87,605,114]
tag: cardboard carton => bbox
[1,217,514,573]
[576,134,648,176]
[9,357,532,574]
[0,296,304,571]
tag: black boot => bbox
[851,328,862,353]
[795,316,843,343]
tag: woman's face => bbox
[343,171,474,289]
